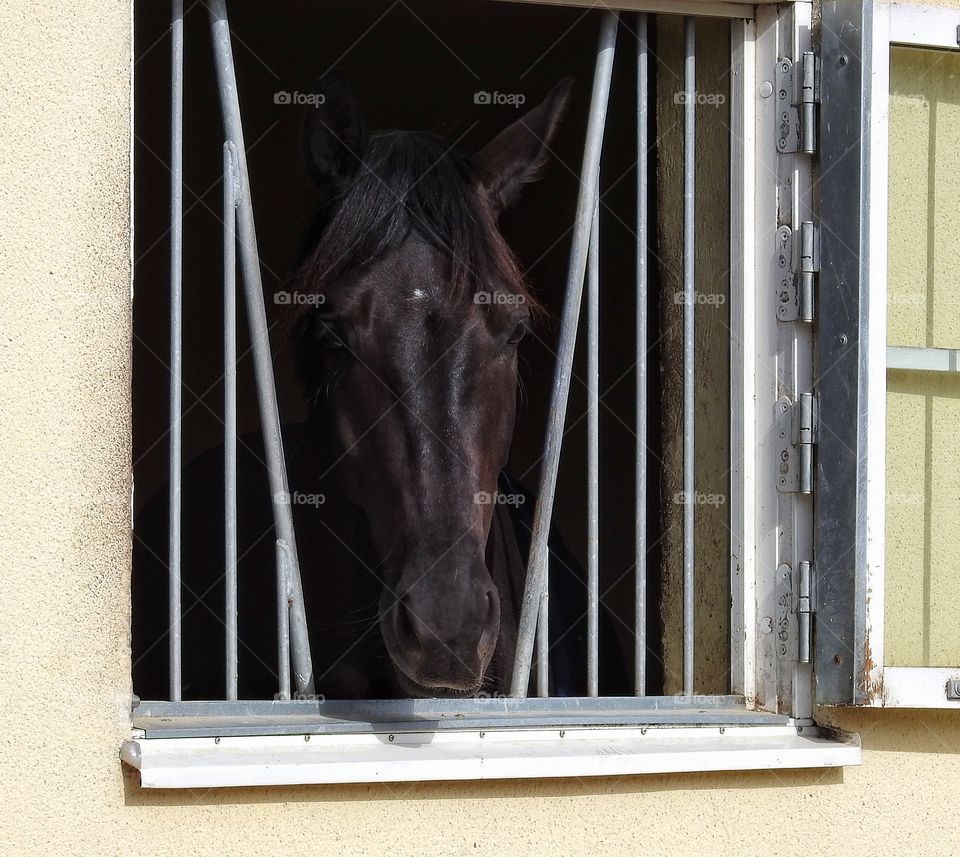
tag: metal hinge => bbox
[775,559,814,663]
[776,51,820,154]
[775,222,818,323]
[775,392,816,494]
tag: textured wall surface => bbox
[1,3,960,857]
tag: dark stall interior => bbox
[133,0,665,695]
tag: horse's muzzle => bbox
[381,565,500,693]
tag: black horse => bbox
[132,75,626,701]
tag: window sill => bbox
[121,724,861,788]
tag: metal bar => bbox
[510,10,619,698]
[136,694,757,718]
[587,195,600,698]
[536,588,549,697]
[207,0,315,696]
[635,10,649,697]
[682,15,696,697]
[888,345,960,373]
[277,540,292,701]
[815,0,880,706]
[223,141,239,701]
[168,0,184,703]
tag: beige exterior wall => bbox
[2,3,960,856]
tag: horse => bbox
[132,74,627,701]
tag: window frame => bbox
[815,0,960,709]
[122,0,866,787]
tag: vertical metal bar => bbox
[511,11,619,697]
[168,0,184,703]
[223,141,239,702]
[536,587,549,697]
[207,0,315,696]
[635,11,649,697]
[587,196,600,698]
[276,540,292,701]
[682,16,697,697]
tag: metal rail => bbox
[635,11,649,697]
[168,0,184,703]
[682,15,697,698]
[165,0,314,702]
[206,0,315,698]
[510,10,620,698]
[223,140,239,701]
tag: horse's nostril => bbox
[485,588,499,627]
[396,597,418,643]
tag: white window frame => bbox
[860,1,960,710]
[123,0,866,788]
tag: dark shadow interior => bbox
[133,0,665,697]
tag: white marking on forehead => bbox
[411,288,427,300]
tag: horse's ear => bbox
[303,71,367,195]
[474,78,573,215]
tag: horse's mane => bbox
[293,130,539,314]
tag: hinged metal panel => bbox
[776,221,817,323]
[799,220,818,322]
[775,51,819,154]
[775,560,814,665]
[814,0,883,706]
[775,394,815,495]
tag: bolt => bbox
[388,734,395,742]
[760,80,774,98]
[304,734,310,742]
[214,737,220,744]
[839,334,848,345]
[840,54,849,66]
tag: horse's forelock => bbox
[291,131,540,323]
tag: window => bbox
[124,0,864,788]
[814,0,960,709]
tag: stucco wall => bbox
[2,2,960,856]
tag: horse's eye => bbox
[507,320,529,346]
[317,318,347,350]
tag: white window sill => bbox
[121,724,861,788]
